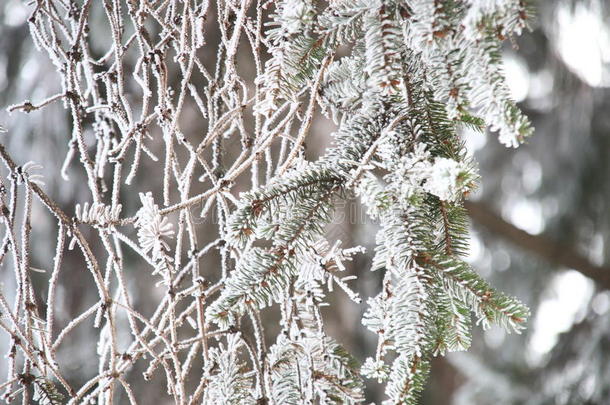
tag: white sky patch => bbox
[465,230,483,264]
[521,159,542,195]
[504,54,530,102]
[528,270,594,364]
[588,233,605,267]
[506,198,544,235]
[484,326,506,349]
[20,58,39,83]
[3,0,28,27]
[592,291,610,315]
[0,57,6,93]
[492,249,511,272]
[461,126,487,156]
[542,196,559,218]
[556,2,610,87]
[529,69,554,100]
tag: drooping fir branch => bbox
[191,0,533,398]
[211,102,402,325]
[317,0,370,47]
[431,284,473,355]
[359,193,527,403]
[203,334,256,405]
[363,4,404,90]
[385,354,430,405]
[426,254,529,332]
[354,92,526,402]
[6,0,538,403]
[266,246,365,404]
[319,55,367,120]
[208,184,337,326]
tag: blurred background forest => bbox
[1,0,610,403]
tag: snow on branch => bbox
[0,0,534,403]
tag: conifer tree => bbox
[0,0,534,403]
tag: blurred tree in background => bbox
[0,0,609,404]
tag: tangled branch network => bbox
[1,0,534,403]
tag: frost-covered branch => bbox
[0,0,534,403]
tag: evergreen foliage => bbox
[218,0,534,402]
[0,0,534,403]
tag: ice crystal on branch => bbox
[0,0,535,403]
[135,193,174,270]
[75,202,122,227]
[424,157,469,201]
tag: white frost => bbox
[423,157,467,202]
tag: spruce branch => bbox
[1,0,537,403]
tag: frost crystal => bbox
[18,161,45,186]
[361,357,390,383]
[300,240,364,304]
[280,0,314,34]
[135,192,174,263]
[391,144,433,202]
[424,157,467,202]
[75,202,122,227]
